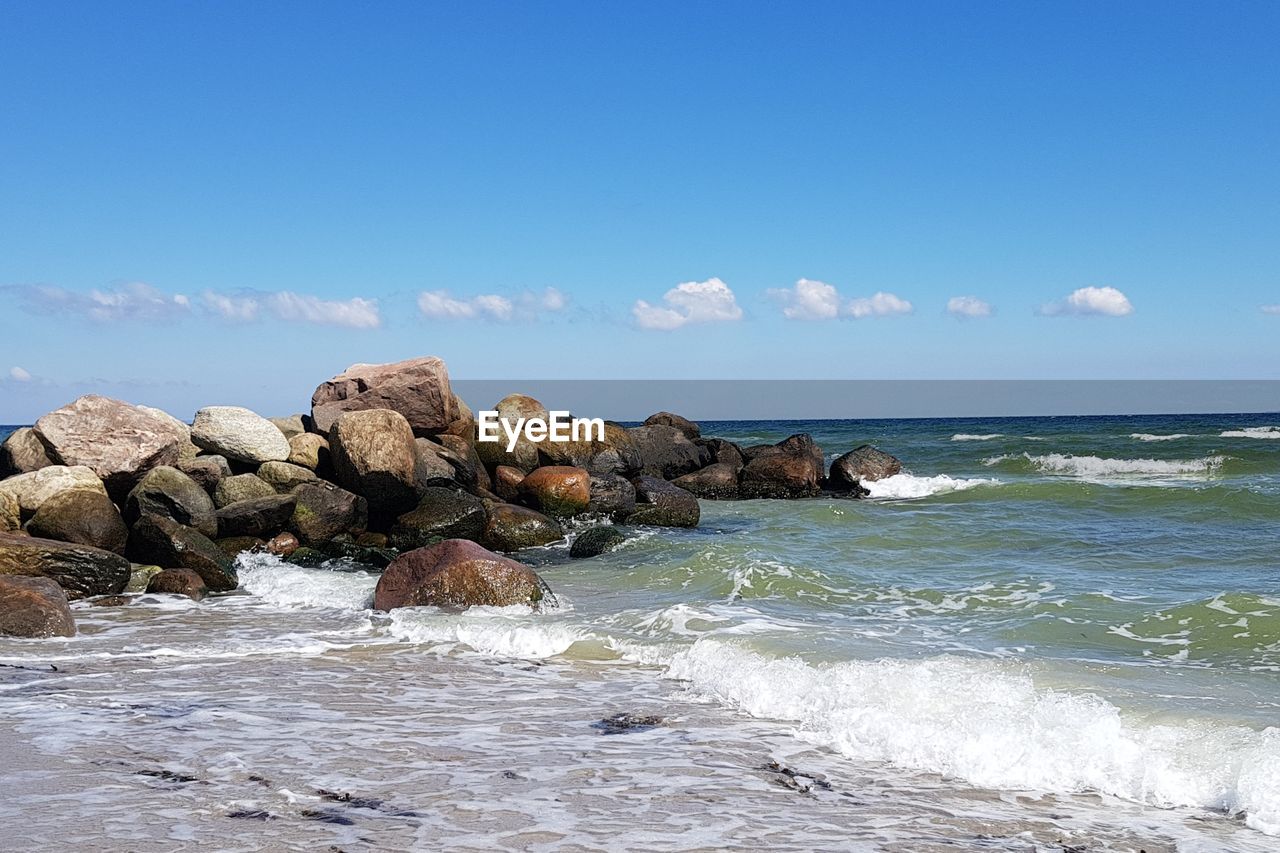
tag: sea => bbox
[2,413,1279,851]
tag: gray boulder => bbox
[482,502,563,552]
[628,476,700,528]
[289,481,368,545]
[0,532,130,599]
[587,473,636,519]
[672,462,740,500]
[828,445,902,491]
[569,526,626,558]
[256,461,317,494]
[125,466,218,538]
[126,514,237,592]
[0,465,106,517]
[216,494,298,539]
[213,473,276,509]
[177,455,232,494]
[628,424,707,480]
[389,487,486,551]
[191,406,291,465]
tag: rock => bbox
[0,465,107,517]
[414,438,458,492]
[1,490,19,532]
[389,487,486,551]
[472,393,549,473]
[493,465,525,501]
[216,536,265,557]
[146,568,207,601]
[125,564,163,593]
[268,415,306,440]
[285,547,330,567]
[643,412,700,439]
[329,409,418,517]
[33,395,181,495]
[588,473,637,519]
[124,466,218,538]
[0,575,75,638]
[569,526,625,558]
[482,502,564,552]
[356,532,387,548]
[317,536,397,567]
[191,406,291,465]
[434,434,491,493]
[27,488,130,555]
[828,445,902,490]
[672,462,741,500]
[697,438,744,471]
[0,532,131,599]
[627,424,707,480]
[738,434,825,499]
[517,466,591,517]
[177,455,232,494]
[289,481,368,545]
[256,461,317,494]
[216,494,297,539]
[126,514,237,592]
[286,433,330,472]
[373,538,553,611]
[266,532,300,557]
[628,476,700,528]
[0,427,53,477]
[138,406,200,460]
[585,422,643,476]
[213,474,276,508]
[442,392,475,438]
[311,356,455,435]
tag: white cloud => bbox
[845,291,913,318]
[946,296,993,318]
[633,278,743,330]
[1041,286,1133,317]
[268,292,381,329]
[1262,304,1280,315]
[202,291,260,322]
[3,282,191,323]
[417,287,567,323]
[9,366,31,382]
[769,278,841,320]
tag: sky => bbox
[1,1,1278,421]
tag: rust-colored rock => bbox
[373,538,552,611]
[738,434,825,499]
[145,568,208,601]
[517,466,590,517]
[0,575,75,637]
[266,532,300,557]
[493,465,525,501]
[311,356,455,435]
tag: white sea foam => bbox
[951,433,1003,441]
[1130,433,1193,442]
[385,606,582,659]
[236,553,377,610]
[665,640,1280,835]
[986,452,1225,479]
[1220,426,1280,439]
[862,473,997,499]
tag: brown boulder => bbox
[311,356,455,435]
[389,487,486,551]
[0,427,53,477]
[643,412,701,439]
[0,532,130,599]
[697,438,745,471]
[126,514,237,592]
[286,433,330,472]
[373,538,553,611]
[493,465,525,501]
[414,438,458,492]
[27,488,130,555]
[738,434,824,499]
[828,445,902,491]
[329,409,418,516]
[628,476,700,527]
[672,462,741,500]
[289,481,368,545]
[34,395,181,496]
[517,466,590,517]
[473,394,548,473]
[216,494,298,539]
[482,502,564,552]
[1,489,19,532]
[434,434,491,493]
[146,568,208,601]
[266,532,300,557]
[588,473,637,519]
[0,575,75,638]
[627,424,707,480]
[177,455,232,494]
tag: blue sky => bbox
[1,1,1278,420]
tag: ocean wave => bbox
[236,552,377,610]
[1130,433,1193,442]
[1220,426,1280,439]
[863,473,998,499]
[385,607,582,659]
[666,640,1280,836]
[950,433,1003,441]
[984,452,1226,479]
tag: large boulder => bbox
[738,434,824,499]
[585,422,643,476]
[146,568,208,601]
[627,424,707,480]
[124,466,218,538]
[329,409,418,517]
[627,476,700,528]
[256,461,317,494]
[0,465,106,517]
[311,356,455,435]
[0,532,130,599]
[138,406,200,460]
[587,473,636,519]
[214,473,275,508]
[697,438,745,471]
[126,514,237,592]
[177,455,232,495]
[569,526,626,558]
[27,489,129,555]
[389,487,486,551]
[0,575,76,638]
[434,434,491,493]
[0,490,19,532]
[827,445,902,491]
[643,412,700,439]
[482,502,564,552]
[0,427,53,477]
[289,481,368,545]
[33,396,181,495]
[414,439,458,492]
[191,406,291,465]
[286,433,330,472]
[473,394,547,473]
[493,465,525,501]
[517,466,590,517]
[268,415,306,440]
[672,462,741,500]
[216,494,297,539]
[373,538,553,611]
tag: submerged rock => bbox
[0,575,75,638]
[125,466,218,538]
[192,406,291,465]
[569,526,625,558]
[627,476,700,528]
[0,532,130,599]
[373,538,553,611]
[310,356,455,435]
[27,488,130,555]
[34,395,181,496]
[827,445,901,491]
[126,514,237,592]
[145,568,208,601]
[517,465,590,517]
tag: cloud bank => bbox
[633,278,743,330]
[768,279,913,320]
[1040,286,1133,317]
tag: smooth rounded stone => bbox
[356,532,388,548]
[216,494,298,539]
[124,466,218,538]
[569,525,626,558]
[0,532,131,599]
[373,538,553,611]
[256,461,317,494]
[828,444,903,490]
[492,465,525,501]
[285,547,330,567]
[289,481,368,545]
[642,411,701,440]
[0,465,107,517]
[27,488,130,555]
[126,514,237,592]
[191,406,291,465]
[517,465,591,517]
[0,575,76,638]
[587,473,637,519]
[585,422,643,477]
[213,474,276,509]
[473,394,548,473]
[329,409,418,517]
[389,487,486,551]
[627,424,708,480]
[268,415,306,440]
[697,438,745,471]
[0,427,53,477]
[1,490,19,532]
[125,564,163,593]
[266,532,300,557]
[672,462,741,500]
[414,438,458,493]
[146,568,208,601]
[627,476,700,528]
[216,536,265,557]
[482,502,564,552]
[34,395,182,495]
[138,406,200,460]
[738,434,825,499]
[434,434,490,493]
[177,455,232,494]
[286,433,330,472]
[311,356,456,435]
